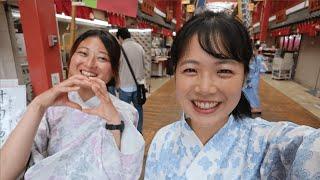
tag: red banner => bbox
[276,10,286,23]
[54,0,93,19]
[309,0,320,12]
[141,0,154,16]
[97,0,138,17]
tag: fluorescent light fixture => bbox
[154,7,166,18]
[12,11,20,18]
[56,14,110,27]
[109,29,118,33]
[109,29,153,33]
[286,1,306,15]
[268,15,276,22]
[206,2,236,12]
[11,10,110,27]
[268,2,307,22]
[253,23,260,28]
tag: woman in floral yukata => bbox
[145,11,320,179]
[1,30,145,179]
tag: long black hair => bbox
[171,11,252,119]
[69,29,121,81]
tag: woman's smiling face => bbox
[68,36,113,83]
[175,35,245,127]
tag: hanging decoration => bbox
[270,27,291,37]
[107,12,126,27]
[296,19,320,36]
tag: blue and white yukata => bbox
[145,114,320,179]
[243,55,266,108]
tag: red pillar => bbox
[19,0,62,95]
[175,0,182,32]
[259,0,272,42]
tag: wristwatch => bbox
[105,121,124,133]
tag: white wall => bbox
[294,35,320,90]
[0,4,17,80]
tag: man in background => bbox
[116,28,145,133]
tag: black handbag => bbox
[120,46,147,105]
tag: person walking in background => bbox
[242,44,266,114]
[116,28,145,133]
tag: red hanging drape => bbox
[54,0,93,19]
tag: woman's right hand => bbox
[31,75,91,111]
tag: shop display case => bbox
[272,53,294,80]
[151,36,170,77]
[261,48,276,73]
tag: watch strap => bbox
[105,121,124,133]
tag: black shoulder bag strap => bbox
[120,46,139,88]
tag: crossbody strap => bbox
[120,46,139,87]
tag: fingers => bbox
[89,77,110,102]
[88,77,107,90]
[82,108,97,116]
[59,76,91,90]
[65,101,82,110]
[91,82,106,101]
[58,86,80,93]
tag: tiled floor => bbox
[147,74,320,120]
[262,74,320,119]
[147,76,171,95]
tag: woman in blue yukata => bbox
[145,11,320,179]
[242,44,266,114]
[0,30,144,179]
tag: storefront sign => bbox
[141,0,154,16]
[182,0,190,5]
[82,0,138,17]
[309,0,320,12]
[276,10,286,23]
[0,79,26,147]
[186,4,195,13]
[248,3,255,11]
[166,7,173,22]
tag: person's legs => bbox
[251,84,262,113]
[251,77,261,110]
[119,89,143,133]
[243,87,261,113]
[132,91,143,134]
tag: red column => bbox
[19,0,62,95]
[175,0,182,32]
[259,0,272,42]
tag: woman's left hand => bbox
[82,77,121,124]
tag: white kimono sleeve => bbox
[29,111,51,166]
[102,109,145,180]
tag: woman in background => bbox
[243,44,267,114]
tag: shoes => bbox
[251,108,262,115]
